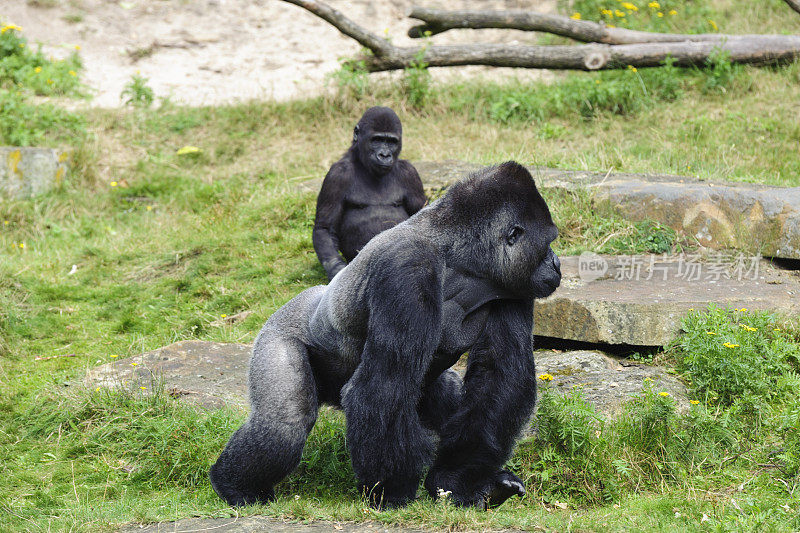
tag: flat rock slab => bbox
[536,255,800,346]
[119,517,429,533]
[0,146,69,199]
[535,350,688,416]
[86,340,250,409]
[299,161,800,260]
[87,341,685,417]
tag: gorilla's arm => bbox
[400,161,426,216]
[341,249,444,507]
[425,299,537,508]
[313,165,349,280]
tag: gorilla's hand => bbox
[485,470,525,509]
[425,468,525,510]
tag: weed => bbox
[121,72,155,108]
[403,41,432,108]
[673,306,800,405]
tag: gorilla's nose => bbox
[552,254,561,277]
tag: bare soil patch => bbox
[2,0,556,108]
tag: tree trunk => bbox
[361,37,800,72]
[280,0,800,72]
[407,7,768,45]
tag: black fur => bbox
[210,161,561,510]
[313,106,426,280]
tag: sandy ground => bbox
[1,0,556,108]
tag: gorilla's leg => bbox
[425,300,536,509]
[420,368,525,509]
[419,368,462,432]
[209,334,318,506]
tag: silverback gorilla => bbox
[313,107,426,280]
[210,162,561,509]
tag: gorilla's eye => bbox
[506,226,525,246]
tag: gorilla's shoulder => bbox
[353,226,443,282]
[395,159,419,173]
[325,158,356,183]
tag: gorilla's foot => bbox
[209,465,275,507]
[485,470,525,509]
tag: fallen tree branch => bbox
[407,7,762,45]
[281,0,800,71]
[785,0,800,16]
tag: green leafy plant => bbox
[673,306,799,405]
[0,22,83,96]
[404,42,432,107]
[330,57,370,101]
[121,72,155,108]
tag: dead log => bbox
[407,7,764,45]
[281,0,800,72]
[785,0,800,16]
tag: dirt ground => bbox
[1,0,556,108]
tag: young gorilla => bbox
[313,106,426,280]
[210,162,562,509]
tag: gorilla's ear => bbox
[353,124,360,143]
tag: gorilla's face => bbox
[353,107,403,178]
[500,213,561,298]
[360,131,400,176]
[442,162,562,299]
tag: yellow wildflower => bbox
[627,65,638,72]
[110,181,118,187]
[648,1,660,8]
[602,9,614,16]
[131,362,139,366]
[75,44,81,50]
[596,79,601,84]
[110,354,119,358]
[0,24,22,34]
[709,19,718,31]
[657,11,663,17]
[659,391,670,397]
[176,146,201,155]
[34,66,42,73]
[95,387,101,392]
[608,24,616,28]
[690,400,700,405]
[706,331,716,335]
[621,2,638,11]
[774,328,780,332]
[69,70,77,77]
[140,386,146,390]
[668,9,677,15]
[571,12,582,20]
[3,220,8,225]
[539,373,554,382]
[19,242,25,249]
[739,324,757,332]
[46,79,54,85]
[740,308,748,312]
[644,377,653,383]
[146,205,153,211]
[19,43,25,48]
[615,9,625,17]
[723,342,740,349]
[221,314,227,318]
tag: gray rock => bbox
[87,341,685,418]
[0,146,69,198]
[412,161,800,260]
[86,340,250,409]
[535,350,688,416]
[535,254,800,346]
[118,517,429,533]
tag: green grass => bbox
[2,0,800,529]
